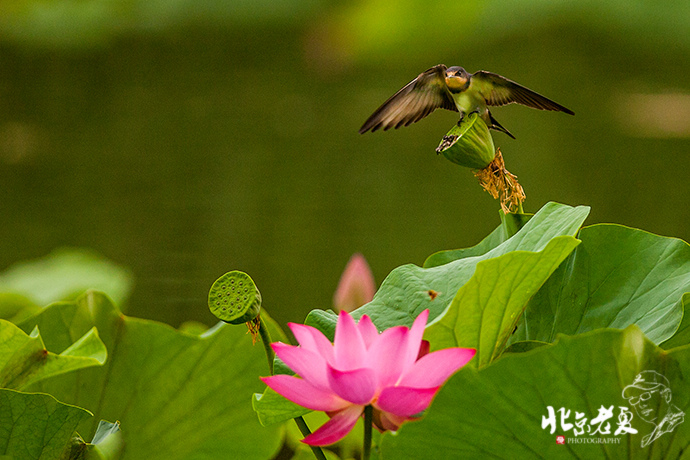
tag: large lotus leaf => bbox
[18,291,283,460]
[0,249,133,308]
[424,235,580,368]
[511,224,690,347]
[0,388,91,460]
[305,202,589,339]
[423,211,532,268]
[0,319,106,390]
[381,326,690,459]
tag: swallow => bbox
[359,64,574,138]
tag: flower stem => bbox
[363,405,373,460]
[293,416,327,460]
[257,318,274,374]
[256,317,326,460]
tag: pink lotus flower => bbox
[333,253,376,313]
[260,309,476,446]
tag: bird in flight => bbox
[359,64,574,138]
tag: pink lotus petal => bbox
[302,405,364,446]
[402,310,429,372]
[333,311,366,370]
[333,253,375,313]
[289,323,334,364]
[327,365,377,405]
[272,342,329,390]
[261,375,348,412]
[366,326,408,389]
[376,386,438,417]
[357,314,379,349]
[399,347,476,388]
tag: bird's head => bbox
[445,66,470,92]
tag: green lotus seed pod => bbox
[436,112,496,169]
[208,271,261,324]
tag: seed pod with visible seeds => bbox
[208,271,261,325]
[436,112,495,169]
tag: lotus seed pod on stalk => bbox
[208,271,325,458]
[209,271,262,325]
[436,112,525,214]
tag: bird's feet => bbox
[456,110,481,126]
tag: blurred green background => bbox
[1,0,688,329]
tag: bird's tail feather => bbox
[489,112,516,139]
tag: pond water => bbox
[1,21,688,329]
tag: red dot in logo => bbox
[556,436,565,445]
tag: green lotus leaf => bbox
[0,248,132,309]
[304,202,589,340]
[424,211,532,268]
[381,326,690,459]
[17,291,284,460]
[0,388,91,460]
[424,234,580,368]
[511,224,690,347]
[0,319,106,390]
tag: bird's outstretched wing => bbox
[359,64,458,134]
[471,71,574,115]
